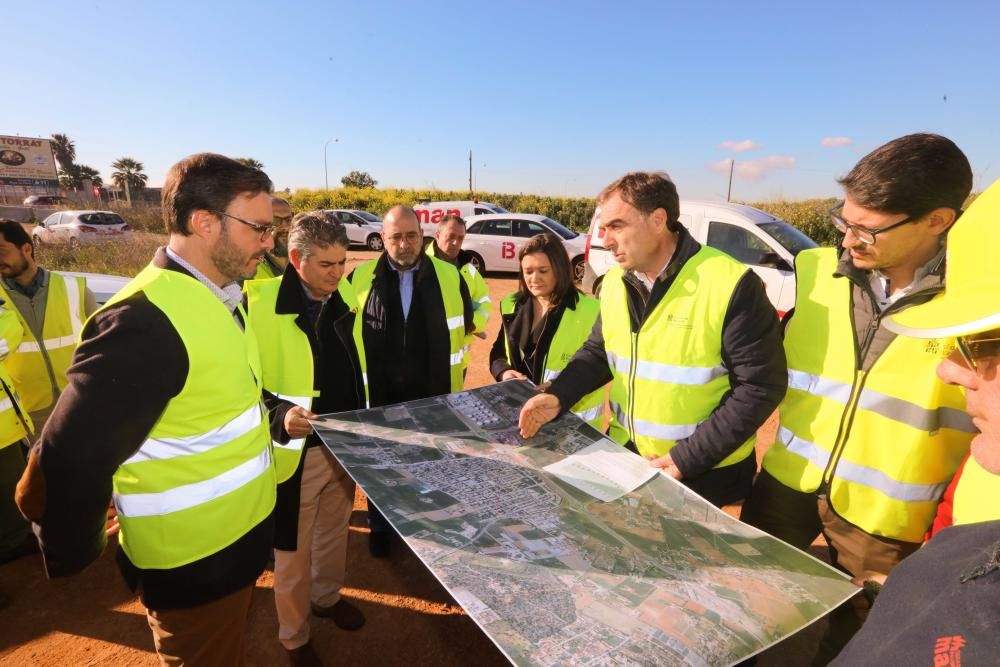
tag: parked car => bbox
[413,200,508,237]
[32,210,133,247]
[61,271,131,305]
[461,213,588,281]
[323,209,384,250]
[582,200,818,316]
[23,194,67,207]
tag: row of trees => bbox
[49,132,148,195]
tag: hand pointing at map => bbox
[518,393,562,437]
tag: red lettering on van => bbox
[502,242,515,259]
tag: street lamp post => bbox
[324,138,338,190]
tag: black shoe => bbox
[368,531,390,558]
[285,642,323,667]
[311,598,365,631]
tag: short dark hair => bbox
[598,171,681,232]
[161,153,273,235]
[288,211,349,258]
[516,233,576,304]
[838,133,972,215]
[0,219,33,252]
[440,213,466,228]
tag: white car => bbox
[323,209,384,250]
[60,271,131,305]
[33,210,133,247]
[462,214,589,282]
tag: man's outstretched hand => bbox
[518,393,561,438]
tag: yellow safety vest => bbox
[952,456,1000,527]
[253,256,281,281]
[350,256,466,392]
[0,306,32,446]
[764,248,974,542]
[426,245,491,370]
[105,265,275,569]
[601,248,755,465]
[499,292,605,429]
[246,275,369,482]
[0,272,86,411]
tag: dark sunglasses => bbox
[957,334,1000,373]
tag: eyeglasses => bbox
[957,333,1000,373]
[829,202,921,245]
[385,232,421,245]
[214,211,277,241]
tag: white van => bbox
[582,200,818,316]
[413,200,508,237]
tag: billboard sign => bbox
[0,136,58,186]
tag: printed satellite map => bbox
[312,381,857,667]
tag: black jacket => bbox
[350,253,474,407]
[256,266,366,551]
[19,248,273,610]
[548,227,787,480]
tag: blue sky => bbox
[6,0,998,200]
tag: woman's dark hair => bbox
[515,232,576,303]
[161,153,273,235]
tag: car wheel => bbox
[366,234,384,251]
[32,232,45,247]
[468,252,485,274]
[592,276,603,297]
[572,257,585,283]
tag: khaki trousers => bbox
[274,446,356,650]
[146,583,254,666]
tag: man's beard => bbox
[271,238,289,259]
[0,254,30,279]
[211,223,262,282]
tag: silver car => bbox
[33,210,134,248]
[323,209,384,250]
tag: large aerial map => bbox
[312,382,857,667]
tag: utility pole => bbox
[324,138,338,190]
[727,159,735,202]
[468,150,473,197]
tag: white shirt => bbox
[390,258,420,321]
[165,247,244,327]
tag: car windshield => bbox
[79,213,126,226]
[356,211,381,223]
[757,221,817,256]
[540,217,577,240]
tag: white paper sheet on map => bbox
[542,439,659,501]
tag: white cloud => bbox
[710,156,797,181]
[821,136,852,147]
[718,139,760,153]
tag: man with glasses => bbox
[740,134,977,663]
[348,205,474,557]
[832,179,1000,666]
[253,196,294,280]
[16,153,277,665]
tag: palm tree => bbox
[234,157,264,170]
[50,133,76,171]
[111,157,148,194]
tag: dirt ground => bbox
[0,249,828,665]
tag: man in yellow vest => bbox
[0,298,35,576]
[833,179,1000,666]
[252,196,293,280]
[349,204,474,556]
[425,213,491,373]
[0,219,97,439]
[519,171,787,508]
[740,134,976,663]
[16,153,278,665]
[246,212,366,666]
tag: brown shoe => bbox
[285,641,323,667]
[311,598,365,631]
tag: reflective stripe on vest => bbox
[953,456,1000,526]
[499,292,606,430]
[106,264,275,570]
[765,248,973,542]
[1,273,86,412]
[352,256,466,392]
[601,249,754,466]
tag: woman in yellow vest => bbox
[490,232,605,429]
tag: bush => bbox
[36,232,165,277]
